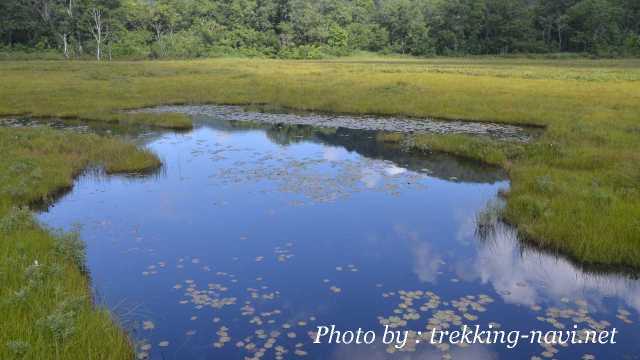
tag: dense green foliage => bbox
[2,0,639,59]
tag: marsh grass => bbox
[0,210,134,360]
[77,112,193,131]
[0,127,158,359]
[410,134,526,167]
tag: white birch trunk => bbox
[61,33,69,58]
[90,7,104,61]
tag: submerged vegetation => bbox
[0,127,159,358]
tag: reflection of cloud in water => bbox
[466,222,640,313]
[412,242,443,283]
[384,165,407,176]
[394,225,442,283]
[330,343,497,360]
[454,205,481,245]
[323,146,350,162]
[360,168,382,189]
[359,163,414,189]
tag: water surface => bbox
[38,114,639,360]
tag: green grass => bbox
[0,127,160,359]
[1,56,640,356]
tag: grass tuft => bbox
[0,126,157,359]
[77,112,193,131]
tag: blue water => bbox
[38,117,640,360]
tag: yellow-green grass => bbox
[409,134,526,167]
[1,59,639,268]
[0,127,160,359]
[76,112,193,131]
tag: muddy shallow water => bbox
[36,113,639,360]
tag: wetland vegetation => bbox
[1,49,640,360]
[2,58,639,269]
[0,126,159,359]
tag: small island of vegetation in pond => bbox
[1,0,639,359]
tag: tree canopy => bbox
[2,0,639,59]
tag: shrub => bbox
[6,340,30,358]
[52,230,87,273]
[278,45,329,59]
[37,311,76,343]
[151,31,208,59]
[623,34,640,56]
[110,30,152,59]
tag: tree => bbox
[289,0,328,44]
[327,22,348,49]
[54,0,77,58]
[430,0,486,54]
[85,0,119,60]
[533,0,579,51]
[481,0,534,54]
[89,6,106,60]
[2,0,639,58]
[379,0,433,55]
[567,0,623,53]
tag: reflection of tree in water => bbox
[265,124,338,146]
[206,119,507,184]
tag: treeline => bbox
[2,0,639,60]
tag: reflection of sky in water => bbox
[38,119,640,359]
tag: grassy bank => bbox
[0,59,638,271]
[0,127,160,359]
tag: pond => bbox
[36,109,639,360]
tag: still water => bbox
[38,113,640,359]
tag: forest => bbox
[2,0,639,60]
